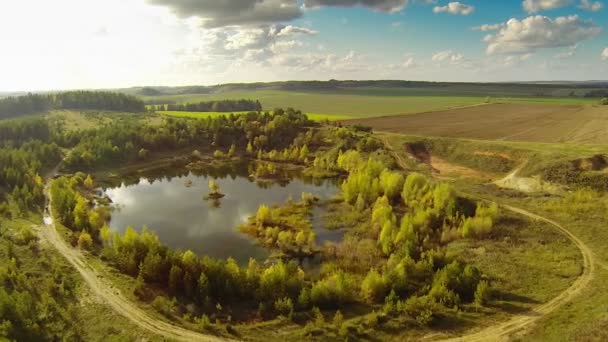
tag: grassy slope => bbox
[384,132,608,340]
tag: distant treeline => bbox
[153,99,262,112]
[0,91,145,119]
[584,90,608,98]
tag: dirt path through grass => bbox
[381,134,596,341]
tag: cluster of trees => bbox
[240,200,317,256]
[50,174,106,245]
[0,119,62,215]
[62,108,312,170]
[257,144,310,164]
[154,99,262,113]
[0,91,145,119]
[307,147,498,321]
[100,226,308,315]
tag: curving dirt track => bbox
[381,135,596,341]
[39,186,229,342]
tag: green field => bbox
[158,110,354,121]
[146,90,488,117]
[144,89,598,119]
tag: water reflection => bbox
[104,164,339,265]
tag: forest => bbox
[0,91,145,119]
[153,99,262,113]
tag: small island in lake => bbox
[203,180,225,200]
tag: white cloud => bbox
[554,44,578,59]
[602,48,608,60]
[484,15,601,55]
[304,0,410,13]
[579,0,604,11]
[277,25,318,36]
[146,0,303,28]
[472,23,503,31]
[433,2,475,15]
[432,50,465,64]
[523,0,572,13]
[502,53,533,67]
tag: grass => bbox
[453,184,608,341]
[145,90,487,118]
[158,110,354,121]
[143,89,597,119]
[45,110,162,131]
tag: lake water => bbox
[104,166,340,264]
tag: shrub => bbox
[360,268,388,303]
[77,231,93,250]
[403,295,437,326]
[474,280,491,307]
[152,296,176,318]
[274,297,294,316]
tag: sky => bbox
[1,0,607,91]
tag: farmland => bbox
[141,87,598,120]
[347,103,608,144]
[145,90,488,118]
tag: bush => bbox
[152,296,176,318]
[274,297,294,316]
[77,231,93,250]
[474,280,491,307]
[402,296,437,326]
[360,268,388,303]
[15,226,37,245]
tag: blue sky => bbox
[1,0,607,91]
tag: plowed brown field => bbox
[347,104,608,144]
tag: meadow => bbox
[142,88,598,120]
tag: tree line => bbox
[153,99,262,113]
[0,91,145,119]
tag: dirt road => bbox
[381,135,596,341]
[39,186,229,342]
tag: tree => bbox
[474,280,491,307]
[168,265,184,294]
[198,272,210,300]
[256,205,272,226]
[299,145,309,161]
[83,175,94,189]
[78,231,93,250]
[209,180,220,195]
[138,148,149,159]
[72,194,89,231]
[333,310,344,330]
[360,268,388,303]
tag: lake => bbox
[104,165,340,264]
